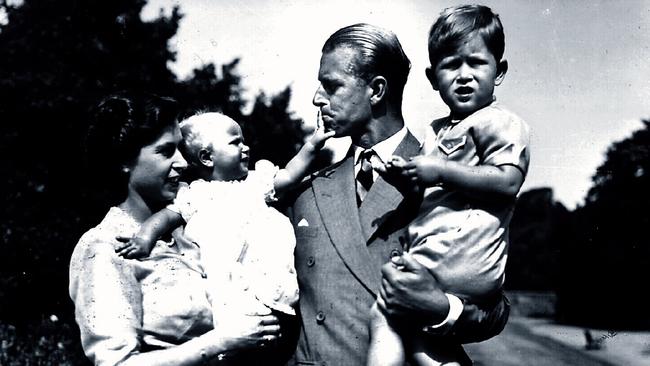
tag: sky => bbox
[144,0,650,210]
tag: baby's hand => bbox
[115,235,154,259]
[306,125,335,151]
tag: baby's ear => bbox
[495,59,508,86]
[198,148,213,168]
[425,67,439,91]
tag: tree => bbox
[556,119,650,329]
[0,0,307,344]
[506,188,569,291]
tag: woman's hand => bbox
[205,311,282,358]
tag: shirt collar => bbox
[354,125,408,165]
[450,96,498,125]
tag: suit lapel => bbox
[312,155,380,294]
[359,131,422,242]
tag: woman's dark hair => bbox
[84,93,180,206]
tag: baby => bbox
[368,5,530,366]
[116,112,333,321]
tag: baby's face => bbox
[206,118,250,181]
[430,35,505,119]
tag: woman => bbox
[69,93,281,365]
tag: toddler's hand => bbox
[401,155,445,186]
[115,235,153,259]
[374,156,419,191]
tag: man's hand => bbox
[377,253,450,326]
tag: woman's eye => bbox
[158,145,176,158]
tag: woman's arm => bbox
[70,234,280,366]
[119,316,280,366]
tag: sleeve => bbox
[472,110,531,177]
[166,182,196,222]
[69,233,143,366]
[249,159,280,203]
[449,290,511,344]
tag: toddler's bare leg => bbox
[410,336,468,366]
[367,302,406,366]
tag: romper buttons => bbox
[316,311,326,324]
[307,256,315,267]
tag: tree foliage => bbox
[506,188,569,291]
[0,0,306,342]
[556,120,650,329]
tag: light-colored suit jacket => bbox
[289,132,421,365]
[288,132,509,365]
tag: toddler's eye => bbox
[439,58,461,70]
[468,56,489,67]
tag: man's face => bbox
[313,47,373,138]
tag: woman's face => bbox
[126,123,188,207]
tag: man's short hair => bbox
[428,4,505,67]
[323,23,411,102]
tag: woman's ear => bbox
[369,76,387,106]
[495,59,508,86]
[198,148,214,168]
[425,67,439,91]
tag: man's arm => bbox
[377,253,509,343]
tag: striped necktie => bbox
[356,149,375,205]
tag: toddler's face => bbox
[206,118,250,181]
[429,35,505,119]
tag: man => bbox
[288,23,509,365]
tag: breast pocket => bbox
[438,135,467,156]
[294,226,319,240]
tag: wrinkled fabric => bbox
[69,207,213,366]
[408,100,530,300]
[168,159,299,317]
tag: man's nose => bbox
[242,143,250,153]
[312,85,326,107]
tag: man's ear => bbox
[368,76,387,106]
[198,148,213,168]
[425,67,439,91]
[495,59,508,86]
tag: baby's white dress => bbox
[168,160,299,318]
